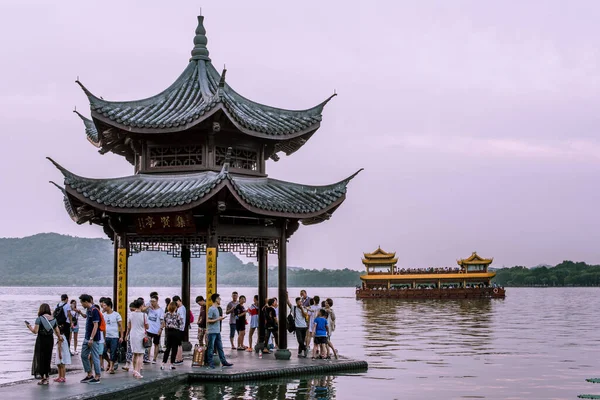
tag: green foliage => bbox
[493,260,600,287]
[0,233,362,287]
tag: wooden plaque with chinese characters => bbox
[135,212,196,234]
[116,248,127,320]
[206,247,217,308]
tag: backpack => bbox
[54,303,67,326]
[96,308,106,334]
[188,309,194,324]
[286,308,296,333]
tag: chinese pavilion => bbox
[49,14,361,359]
[361,247,398,274]
[457,252,493,273]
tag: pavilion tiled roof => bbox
[76,16,335,155]
[48,158,361,221]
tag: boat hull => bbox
[356,287,506,299]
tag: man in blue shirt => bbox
[79,294,102,384]
[206,293,234,369]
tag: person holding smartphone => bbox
[26,303,63,385]
[206,293,234,369]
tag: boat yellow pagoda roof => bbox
[457,252,493,266]
[362,258,399,265]
[363,246,396,260]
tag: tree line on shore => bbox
[492,261,600,287]
[2,233,597,287]
[0,233,362,287]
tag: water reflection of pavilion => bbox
[175,375,337,400]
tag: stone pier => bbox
[0,350,367,400]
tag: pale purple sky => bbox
[2,1,599,270]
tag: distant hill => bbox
[0,233,361,287]
[493,261,600,287]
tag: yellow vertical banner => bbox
[116,248,127,320]
[206,247,217,309]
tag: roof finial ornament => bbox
[219,65,227,89]
[190,15,210,61]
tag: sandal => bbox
[37,380,47,385]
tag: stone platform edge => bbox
[188,360,369,382]
[66,360,368,400]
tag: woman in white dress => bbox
[125,299,148,378]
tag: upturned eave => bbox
[48,158,362,223]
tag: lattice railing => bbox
[128,235,278,258]
[215,146,258,171]
[149,145,203,168]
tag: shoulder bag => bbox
[142,314,152,348]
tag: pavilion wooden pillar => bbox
[256,245,267,352]
[113,233,128,322]
[275,219,291,360]
[181,244,191,349]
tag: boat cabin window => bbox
[466,265,486,272]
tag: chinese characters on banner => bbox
[135,212,196,234]
[206,247,217,309]
[116,248,127,320]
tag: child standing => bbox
[311,309,329,360]
[54,333,71,382]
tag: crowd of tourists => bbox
[395,267,463,274]
[26,289,337,386]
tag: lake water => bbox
[1,286,598,399]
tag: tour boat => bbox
[355,248,506,299]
